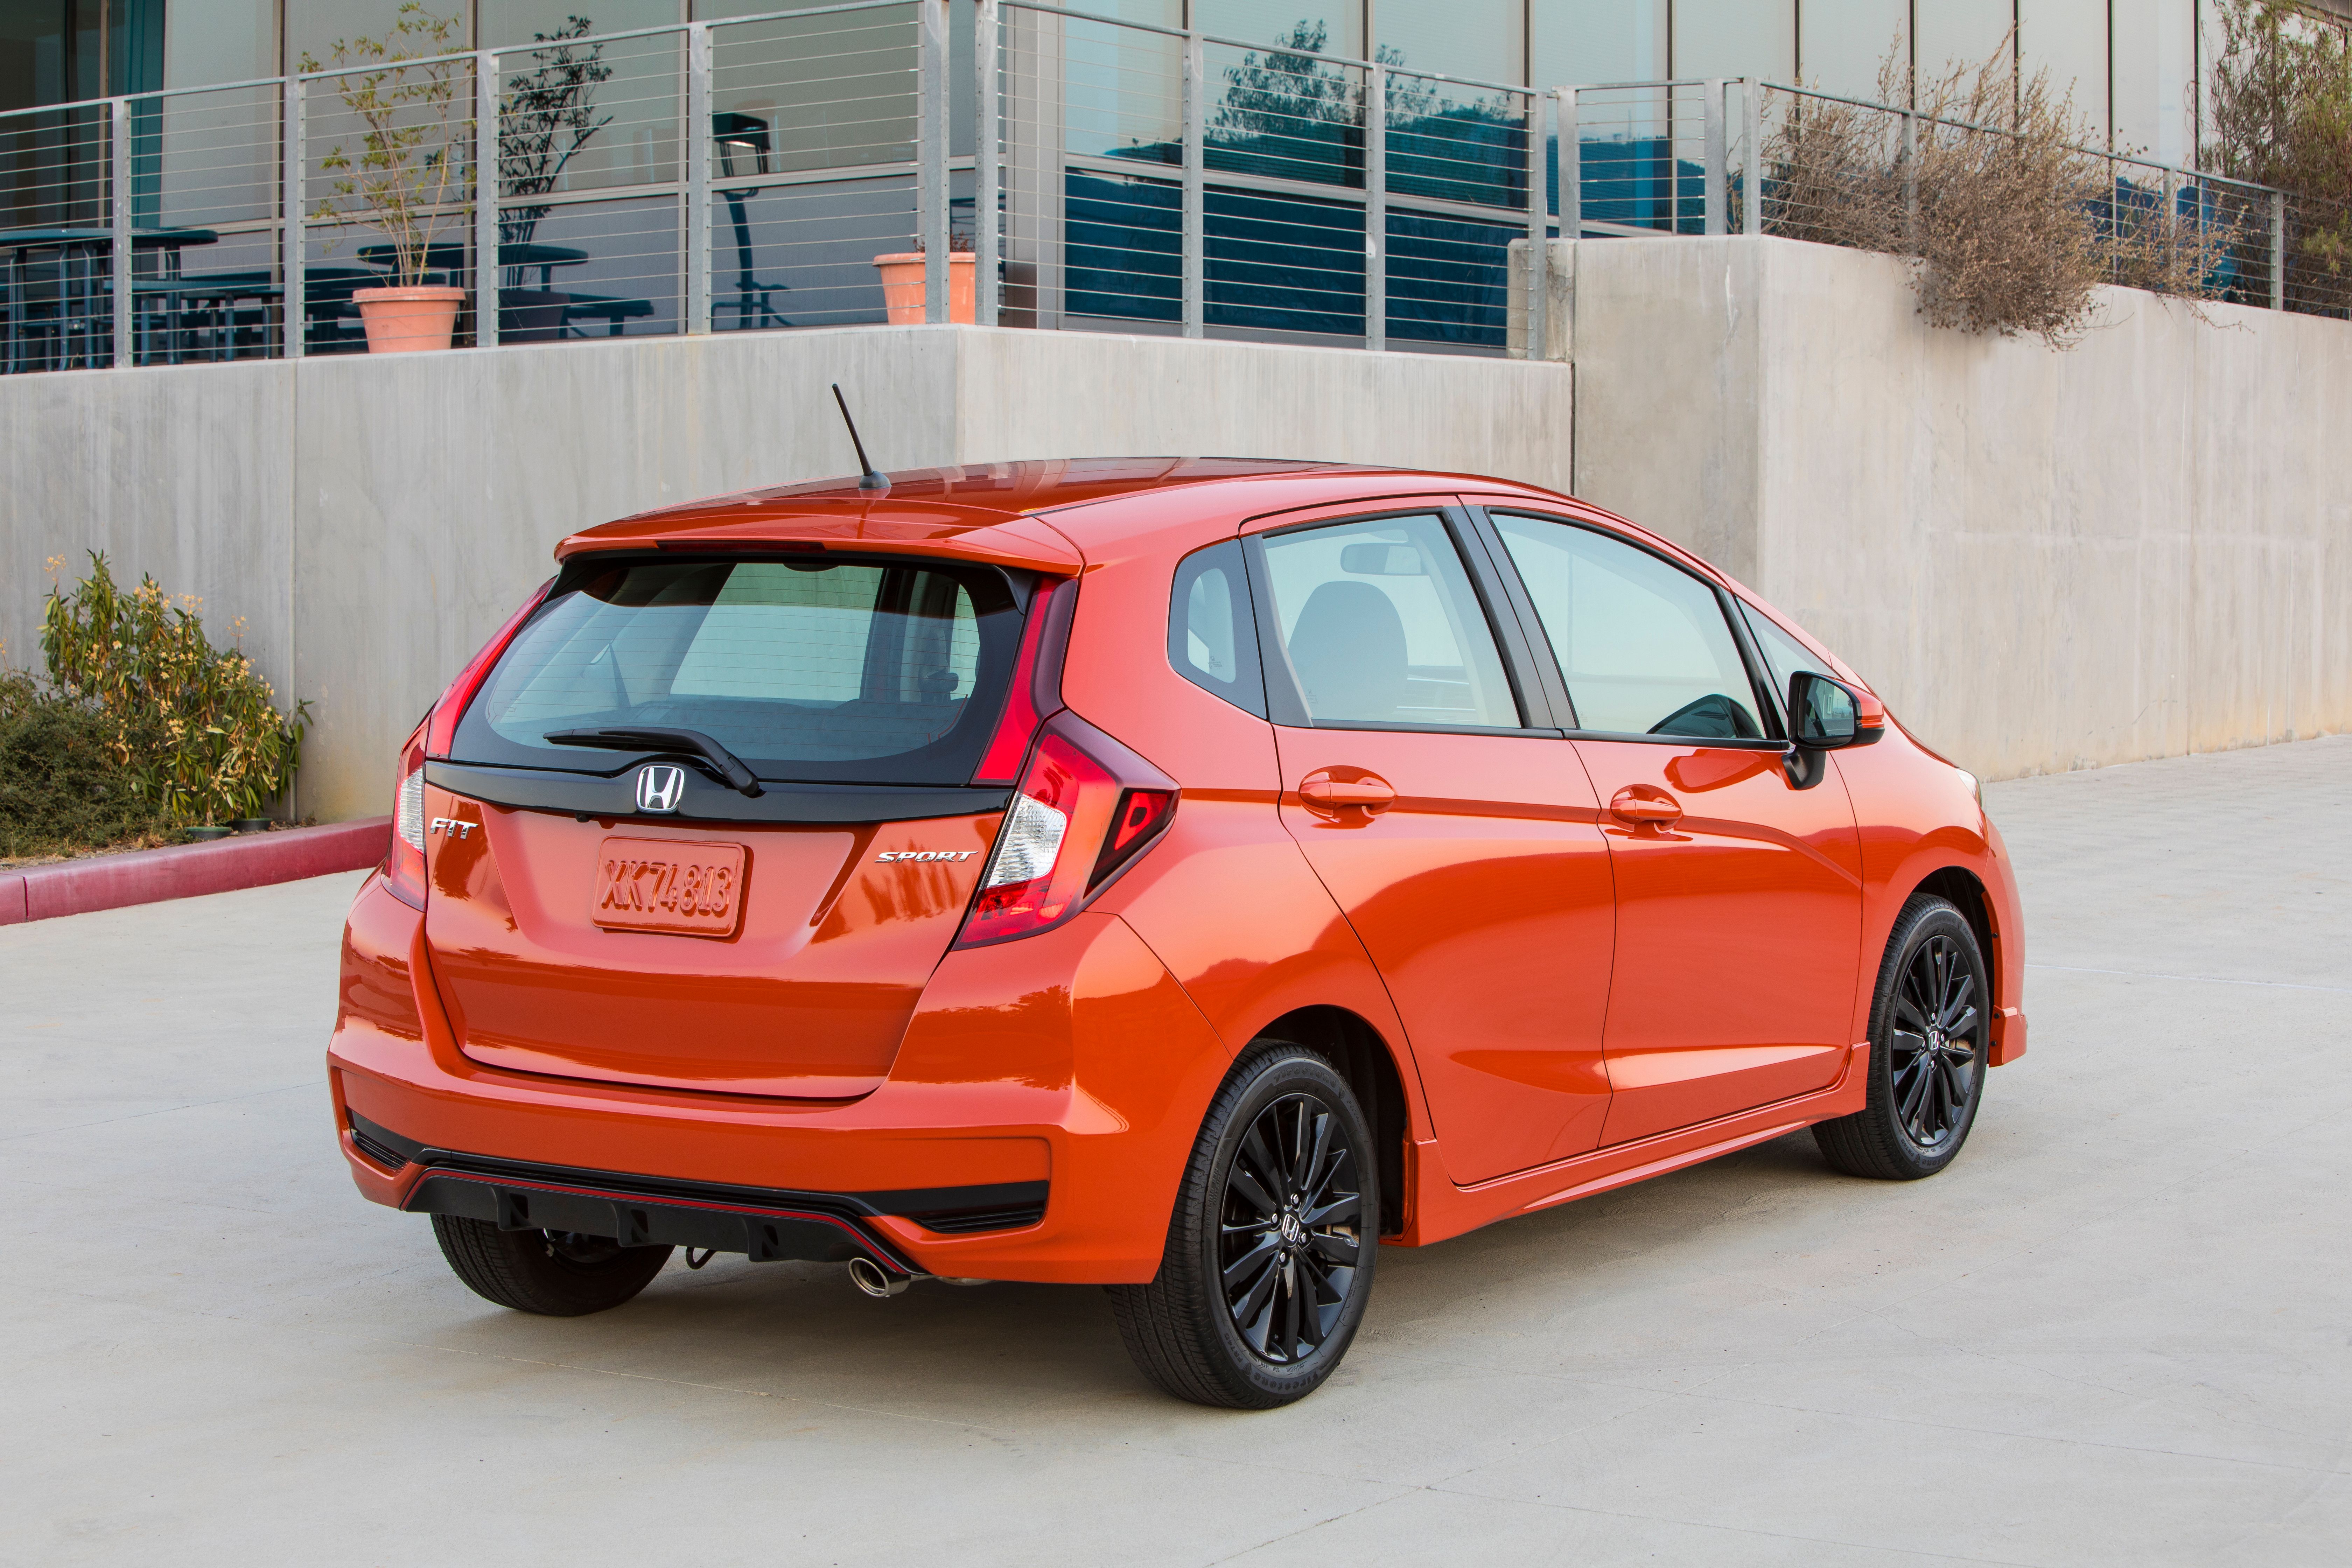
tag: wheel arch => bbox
[1906,863,2001,1008]
[1250,1006,1410,1238]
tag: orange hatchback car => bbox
[330,458,2025,1408]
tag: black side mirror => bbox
[1788,671,1883,749]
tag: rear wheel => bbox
[1110,1045,1377,1409]
[1814,894,1989,1181]
[430,1214,672,1316]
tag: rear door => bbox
[1474,508,1864,1146]
[1247,505,1618,1185]
[421,550,1043,1098]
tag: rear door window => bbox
[1490,513,1765,740]
[1256,512,1521,729]
[453,555,1024,785]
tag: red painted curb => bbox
[0,817,391,926]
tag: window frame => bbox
[1239,502,1566,737]
[1166,536,1270,718]
[1463,505,1790,751]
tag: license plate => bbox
[592,837,748,938]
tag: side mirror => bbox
[1788,671,1885,749]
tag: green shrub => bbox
[0,671,168,859]
[36,552,310,827]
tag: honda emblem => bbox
[635,763,687,814]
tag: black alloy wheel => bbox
[1219,1092,1364,1364]
[1815,893,1990,1180]
[1111,1046,1377,1408]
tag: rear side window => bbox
[1169,540,1267,716]
[1491,513,1764,740]
[453,555,1024,785]
[1257,513,1520,729]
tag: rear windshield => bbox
[451,554,1026,785]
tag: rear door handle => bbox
[1298,769,1397,817]
[1608,785,1683,826]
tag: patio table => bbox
[0,226,217,370]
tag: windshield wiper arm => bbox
[544,727,765,798]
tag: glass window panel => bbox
[484,2,679,50]
[0,0,104,109]
[1056,0,1180,22]
[1494,513,1764,740]
[1168,540,1267,716]
[162,0,273,90]
[1737,602,1835,716]
[1531,0,1665,86]
[1195,1,1361,59]
[1260,514,1519,728]
[2020,0,2109,140]
[1670,0,1794,83]
[1377,0,1521,84]
[1915,0,2015,93]
[2112,0,2196,163]
[1799,0,1909,101]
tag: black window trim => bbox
[1467,505,1795,752]
[1241,504,1564,739]
[1165,536,1271,719]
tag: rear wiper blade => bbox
[544,727,765,798]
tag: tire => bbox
[1109,1044,1378,1409]
[1814,893,1990,1181]
[430,1214,672,1316]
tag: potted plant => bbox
[874,231,977,324]
[303,5,474,352]
[497,16,614,342]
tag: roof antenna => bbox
[831,384,890,492]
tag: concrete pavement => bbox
[4,736,2347,1566]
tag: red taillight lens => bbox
[385,723,427,910]
[955,714,1177,947]
[425,578,555,758]
[972,577,1070,785]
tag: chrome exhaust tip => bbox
[847,1256,910,1298]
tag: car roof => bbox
[556,457,1583,571]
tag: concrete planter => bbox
[354,285,466,352]
[873,252,975,324]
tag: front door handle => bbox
[1298,768,1397,818]
[1609,785,1684,826]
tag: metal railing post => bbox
[475,51,499,349]
[1181,32,1205,338]
[1557,88,1578,238]
[1902,110,1920,244]
[919,0,950,323]
[1524,88,1545,356]
[975,0,1000,327]
[2271,189,2287,310]
[284,76,304,359]
[1363,59,1383,350]
[1741,78,1762,236]
[1702,78,1726,236]
[686,23,712,335]
[110,97,131,366]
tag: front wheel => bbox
[1814,893,1990,1181]
[431,1214,672,1316]
[1110,1045,1377,1408]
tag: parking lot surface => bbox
[5,736,2348,1566]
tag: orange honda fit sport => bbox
[330,458,2025,1408]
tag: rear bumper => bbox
[329,872,1234,1284]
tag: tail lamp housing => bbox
[955,711,1178,947]
[383,579,553,910]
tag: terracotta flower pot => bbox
[353,285,467,353]
[873,252,976,324]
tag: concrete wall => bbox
[0,327,1573,820]
[1570,236,2352,779]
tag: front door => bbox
[1480,508,1864,1146]
[1251,507,1617,1185]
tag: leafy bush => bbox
[0,671,167,859]
[2205,0,2352,308]
[37,553,309,827]
[1763,36,2235,346]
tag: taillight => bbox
[385,722,428,910]
[955,712,1177,947]
[425,578,554,758]
[973,577,1070,785]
